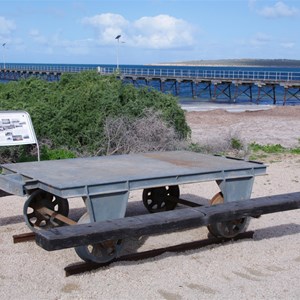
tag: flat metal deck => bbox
[0,151,266,199]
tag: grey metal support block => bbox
[217,176,254,202]
[86,191,129,222]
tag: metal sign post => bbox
[0,111,40,161]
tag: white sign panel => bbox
[0,111,38,146]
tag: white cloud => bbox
[259,1,299,18]
[55,37,92,55]
[82,13,196,49]
[132,15,195,49]
[82,13,129,44]
[29,29,48,45]
[249,32,271,47]
[280,42,295,49]
[0,16,16,36]
[248,0,256,11]
[29,29,92,55]
[24,13,196,58]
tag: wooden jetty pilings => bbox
[111,68,300,105]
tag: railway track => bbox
[12,230,254,276]
[63,231,254,276]
[13,232,36,243]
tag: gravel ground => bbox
[186,106,300,148]
[0,106,299,300]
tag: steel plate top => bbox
[1,151,265,192]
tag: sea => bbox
[1,63,300,106]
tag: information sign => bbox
[0,111,40,160]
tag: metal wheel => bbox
[23,189,69,232]
[207,192,250,238]
[142,185,180,213]
[75,212,123,263]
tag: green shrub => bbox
[291,147,300,154]
[249,143,286,153]
[188,142,204,153]
[0,71,190,157]
[230,138,243,150]
[0,146,28,163]
[40,146,77,160]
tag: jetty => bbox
[99,67,300,105]
[1,64,300,105]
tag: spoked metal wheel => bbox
[75,212,123,263]
[23,189,69,232]
[142,185,180,213]
[207,192,250,238]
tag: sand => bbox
[186,106,300,149]
[0,106,299,299]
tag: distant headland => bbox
[151,59,300,68]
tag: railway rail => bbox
[11,229,254,276]
[64,231,255,276]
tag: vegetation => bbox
[0,71,190,162]
[188,137,300,163]
[230,138,244,150]
[249,143,286,153]
[100,109,187,156]
[248,142,300,161]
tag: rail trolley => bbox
[0,151,269,263]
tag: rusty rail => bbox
[64,231,254,276]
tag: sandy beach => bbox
[0,106,299,299]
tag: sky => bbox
[0,0,300,65]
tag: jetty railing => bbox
[2,64,95,73]
[98,67,300,83]
[1,64,300,83]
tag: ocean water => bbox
[1,63,300,105]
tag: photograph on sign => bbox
[0,111,37,146]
